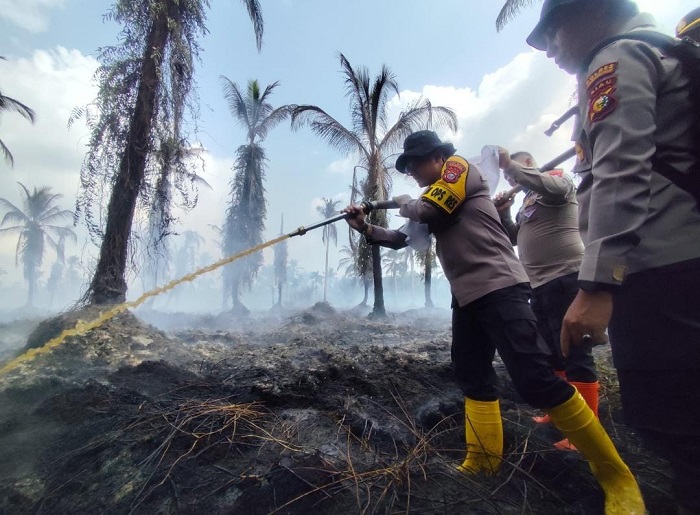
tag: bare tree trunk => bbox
[26,271,36,307]
[323,238,329,303]
[371,244,385,317]
[87,7,169,304]
[359,276,370,307]
[424,251,434,308]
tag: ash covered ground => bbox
[0,305,676,514]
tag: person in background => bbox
[527,0,700,512]
[676,7,700,42]
[495,150,599,452]
[343,129,644,514]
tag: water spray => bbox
[0,199,400,377]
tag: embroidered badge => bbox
[585,62,618,89]
[521,205,537,219]
[588,86,617,122]
[443,160,467,184]
[588,76,617,98]
[548,169,564,177]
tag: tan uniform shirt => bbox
[574,13,700,285]
[500,164,583,288]
[366,157,529,307]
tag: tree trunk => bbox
[323,239,329,303]
[424,251,434,308]
[359,277,369,307]
[87,6,169,304]
[370,244,385,317]
[277,281,283,306]
[26,271,36,307]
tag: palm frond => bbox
[0,138,14,166]
[369,64,399,138]
[380,100,457,158]
[221,76,252,132]
[241,0,264,51]
[496,0,540,32]
[291,105,366,158]
[254,105,293,141]
[0,93,36,123]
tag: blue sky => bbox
[0,0,696,306]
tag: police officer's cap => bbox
[395,131,456,174]
[676,7,700,38]
[527,0,582,51]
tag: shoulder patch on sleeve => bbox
[585,62,617,89]
[588,87,617,122]
[586,62,619,123]
[547,169,564,177]
[421,156,469,214]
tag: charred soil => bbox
[0,305,675,514]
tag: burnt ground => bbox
[0,304,676,514]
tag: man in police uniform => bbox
[495,151,599,452]
[527,0,700,512]
[676,7,700,42]
[343,130,644,514]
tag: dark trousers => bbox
[636,427,700,512]
[530,272,597,382]
[608,258,700,511]
[451,283,574,409]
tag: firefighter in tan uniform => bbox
[495,151,599,451]
[343,130,643,514]
[527,0,700,512]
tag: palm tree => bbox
[316,197,341,303]
[1,57,36,167]
[496,0,540,31]
[415,236,437,308]
[337,243,372,307]
[73,0,263,305]
[308,271,323,300]
[220,78,293,313]
[47,234,70,307]
[382,249,408,303]
[0,183,76,306]
[292,53,458,317]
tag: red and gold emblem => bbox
[443,160,466,184]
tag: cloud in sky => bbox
[0,0,65,33]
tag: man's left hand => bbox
[561,290,612,357]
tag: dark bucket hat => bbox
[526,0,580,51]
[395,130,456,173]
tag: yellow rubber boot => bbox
[456,398,503,475]
[547,392,646,514]
[553,381,602,451]
[533,370,567,424]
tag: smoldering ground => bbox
[0,305,676,514]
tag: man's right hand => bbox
[342,204,367,231]
[493,191,514,213]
